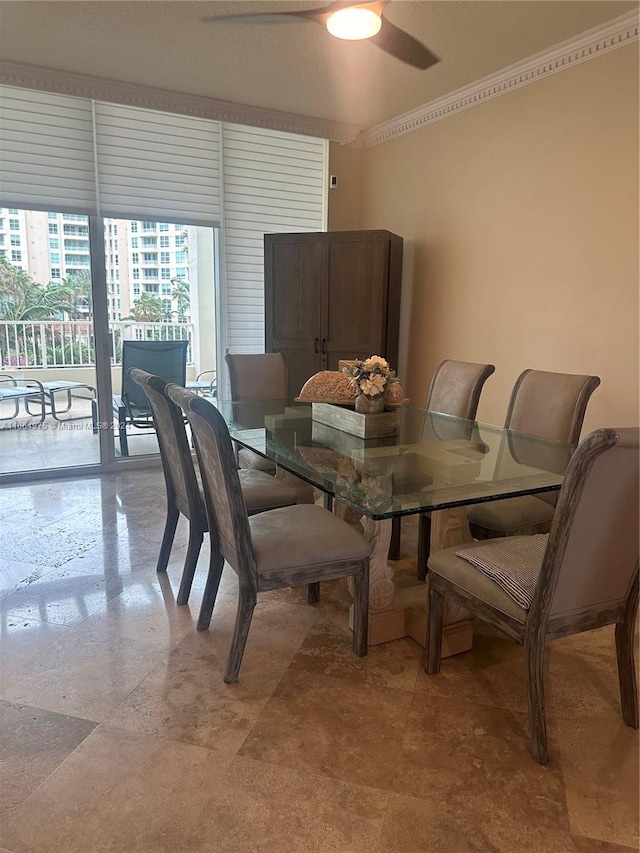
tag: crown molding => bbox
[0,60,362,145]
[353,10,639,149]
[0,9,636,150]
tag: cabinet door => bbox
[265,235,327,396]
[323,233,388,370]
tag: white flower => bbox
[360,374,386,396]
[343,355,398,398]
[363,355,389,372]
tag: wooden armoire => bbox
[264,230,403,397]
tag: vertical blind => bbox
[221,124,326,354]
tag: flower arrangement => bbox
[342,355,397,398]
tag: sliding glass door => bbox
[103,217,216,459]
[0,209,218,474]
[0,207,99,474]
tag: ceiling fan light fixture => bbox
[326,7,382,41]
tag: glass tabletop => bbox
[215,398,574,520]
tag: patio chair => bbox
[389,359,495,571]
[0,375,46,425]
[425,427,639,764]
[186,370,217,397]
[95,340,189,457]
[130,368,297,606]
[167,383,371,683]
[25,380,96,421]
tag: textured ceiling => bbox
[0,1,636,130]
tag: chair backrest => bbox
[166,384,256,587]
[420,360,494,442]
[129,368,206,526]
[121,340,188,412]
[531,428,639,622]
[425,359,495,420]
[225,352,288,401]
[504,369,600,443]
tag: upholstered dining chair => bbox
[425,427,639,764]
[467,369,600,541]
[225,352,287,475]
[390,359,496,572]
[167,384,372,683]
[225,351,315,503]
[130,369,297,606]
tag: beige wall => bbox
[327,144,363,232]
[329,45,639,434]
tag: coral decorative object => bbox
[296,364,408,410]
[383,381,408,407]
[295,371,356,404]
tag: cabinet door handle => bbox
[314,337,319,354]
[321,338,327,354]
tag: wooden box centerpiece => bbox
[297,359,407,440]
[311,402,399,440]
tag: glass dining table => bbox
[215,398,574,656]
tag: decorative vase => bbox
[355,392,385,414]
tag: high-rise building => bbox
[0,208,194,324]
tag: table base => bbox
[341,505,475,655]
[349,588,473,654]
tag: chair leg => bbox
[116,403,128,457]
[352,560,369,657]
[196,549,225,632]
[177,527,204,606]
[616,615,639,729]
[524,633,549,764]
[91,397,99,434]
[417,513,431,581]
[388,517,401,560]
[156,506,179,574]
[224,586,256,683]
[425,583,444,674]
[304,582,320,604]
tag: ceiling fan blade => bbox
[201,6,335,26]
[369,17,439,70]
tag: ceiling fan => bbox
[201,1,440,70]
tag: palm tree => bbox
[0,257,72,321]
[61,270,93,320]
[0,257,75,366]
[171,277,190,323]
[57,270,94,363]
[126,291,164,323]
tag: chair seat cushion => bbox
[237,446,277,474]
[239,469,297,514]
[428,542,535,623]
[456,534,547,608]
[250,504,371,578]
[467,495,555,535]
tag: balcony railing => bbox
[0,320,193,369]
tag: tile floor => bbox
[0,470,637,853]
[0,399,160,474]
